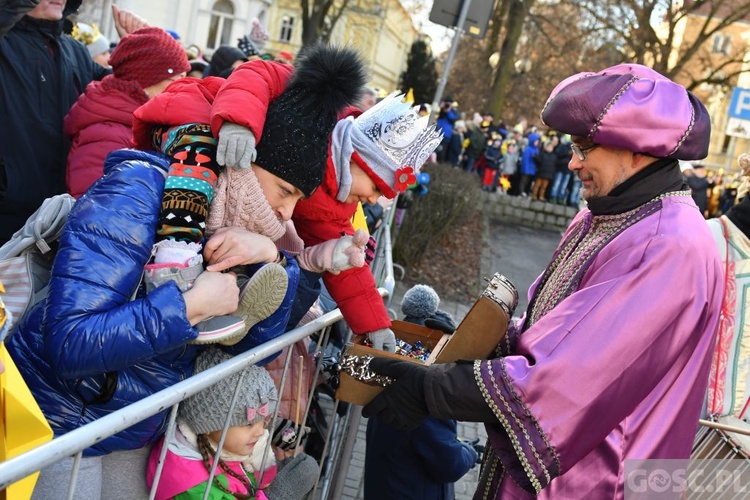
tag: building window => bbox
[711,33,732,55]
[207,0,234,49]
[280,15,294,43]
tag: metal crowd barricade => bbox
[0,201,398,500]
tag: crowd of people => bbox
[433,98,585,207]
[1,1,747,500]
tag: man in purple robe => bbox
[362,64,723,498]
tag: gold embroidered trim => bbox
[474,360,544,494]
[527,191,689,326]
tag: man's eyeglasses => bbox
[570,143,599,161]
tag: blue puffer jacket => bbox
[519,133,541,176]
[6,149,200,456]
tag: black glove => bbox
[425,317,455,334]
[361,358,428,430]
[264,453,319,500]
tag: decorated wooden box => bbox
[335,273,519,406]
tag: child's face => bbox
[346,161,382,204]
[253,165,305,221]
[208,419,266,456]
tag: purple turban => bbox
[541,64,711,160]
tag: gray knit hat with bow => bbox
[180,348,278,435]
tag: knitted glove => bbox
[217,123,256,168]
[264,453,319,500]
[296,229,368,274]
[366,328,396,353]
[362,358,428,430]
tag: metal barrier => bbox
[0,202,398,500]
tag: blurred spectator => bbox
[64,27,190,198]
[481,111,495,135]
[188,59,208,78]
[359,86,378,111]
[436,95,458,163]
[205,45,247,77]
[448,120,466,168]
[518,132,540,196]
[462,118,486,173]
[71,21,111,68]
[237,17,269,60]
[550,134,573,204]
[532,137,557,202]
[185,43,209,78]
[275,49,295,64]
[687,163,711,217]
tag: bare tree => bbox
[300,0,352,46]
[565,0,750,91]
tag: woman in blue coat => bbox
[6,150,246,498]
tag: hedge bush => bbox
[393,162,479,265]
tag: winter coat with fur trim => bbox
[6,149,201,456]
[0,0,109,243]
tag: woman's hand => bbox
[112,5,148,38]
[203,227,278,272]
[183,271,239,325]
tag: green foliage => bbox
[399,39,438,104]
[393,162,479,265]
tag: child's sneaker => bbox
[191,314,247,345]
[143,253,249,345]
[223,262,289,346]
[143,255,204,293]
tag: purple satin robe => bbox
[476,194,723,499]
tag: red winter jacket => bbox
[292,109,392,335]
[132,60,294,149]
[64,81,142,198]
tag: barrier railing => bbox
[0,202,398,500]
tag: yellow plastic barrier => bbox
[1,343,53,499]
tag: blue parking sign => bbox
[729,87,750,120]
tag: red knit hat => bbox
[110,27,190,89]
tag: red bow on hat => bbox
[247,402,270,422]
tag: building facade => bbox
[666,5,750,172]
